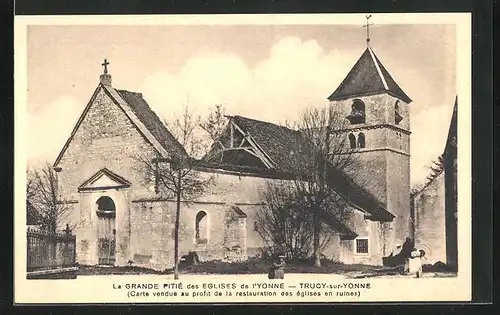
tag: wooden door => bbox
[97,216,116,265]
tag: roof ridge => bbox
[232,115,299,133]
[367,46,389,90]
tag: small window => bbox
[348,133,356,149]
[357,132,365,148]
[356,238,369,254]
[395,100,403,125]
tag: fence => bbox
[27,225,77,276]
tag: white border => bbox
[14,13,472,303]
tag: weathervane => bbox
[363,14,373,45]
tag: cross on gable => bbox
[102,59,110,74]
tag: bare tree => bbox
[198,104,227,141]
[136,106,214,279]
[256,181,348,261]
[27,162,84,233]
[257,106,359,266]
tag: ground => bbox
[76,259,457,279]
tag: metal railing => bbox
[27,225,76,272]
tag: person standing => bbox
[268,254,285,279]
[408,249,425,278]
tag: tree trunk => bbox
[313,206,321,267]
[174,181,181,280]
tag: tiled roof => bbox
[231,115,313,173]
[228,115,393,220]
[117,89,187,158]
[328,47,412,104]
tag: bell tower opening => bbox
[347,99,366,124]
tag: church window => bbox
[395,100,403,125]
[347,99,366,124]
[357,132,366,148]
[96,196,116,218]
[355,238,369,254]
[349,133,356,149]
[195,211,208,244]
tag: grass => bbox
[77,264,165,276]
[174,257,378,275]
[76,259,457,278]
[77,258,376,276]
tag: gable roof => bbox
[78,168,131,191]
[209,115,393,221]
[328,46,412,104]
[53,83,186,167]
[117,89,187,157]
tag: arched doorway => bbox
[96,196,116,265]
[195,211,208,244]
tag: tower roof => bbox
[328,46,412,103]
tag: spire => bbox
[100,58,112,86]
[327,17,412,104]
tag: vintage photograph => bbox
[15,13,471,303]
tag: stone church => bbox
[52,42,419,270]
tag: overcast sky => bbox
[26,23,457,186]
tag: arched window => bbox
[347,99,366,124]
[348,133,356,149]
[96,196,116,218]
[357,132,366,148]
[195,211,208,244]
[395,100,403,125]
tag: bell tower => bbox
[328,20,412,252]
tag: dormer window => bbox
[395,100,403,125]
[347,99,366,124]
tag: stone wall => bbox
[56,86,157,201]
[329,93,410,130]
[411,172,447,264]
[329,93,411,262]
[336,209,388,266]
[386,151,411,246]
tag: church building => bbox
[52,39,416,270]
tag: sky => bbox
[26,23,457,186]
